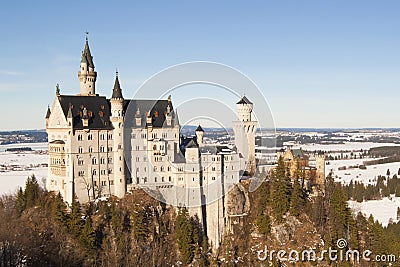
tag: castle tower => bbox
[315,153,326,192]
[110,71,126,198]
[233,96,257,175]
[78,35,97,96]
[195,125,204,145]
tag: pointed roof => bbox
[174,109,180,126]
[237,95,252,105]
[186,139,198,148]
[67,106,73,119]
[81,36,94,68]
[195,125,204,132]
[45,106,51,119]
[111,71,123,99]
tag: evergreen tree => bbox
[52,192,67,223]
[289,176,303,217]
[24,175,40,208]
[256,181,271,235]
[256,213,271,235]
[174,207,195,264]
[80,216,96,252]
[325,172,351,243]
[131,204,148,241]
[15,187,26,214]
[354,182,364,202]
[270,156,291,223]
[68,196,84,237]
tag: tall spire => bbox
[81,33,94,69]
[45,105,51,119]
[111,70,123,99]
[78,33,97,96]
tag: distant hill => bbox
[0,130,47,145]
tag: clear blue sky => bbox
[0,1,399,130]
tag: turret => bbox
[110,71,124,118]
[233,96,257,176]
[236,96,253,122]
[110,71,126,198]
[78,34,97,96]
[195,125,204,145]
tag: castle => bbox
[45,37,257,248]
[277,147,325,193]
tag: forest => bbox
[1,158,400,266]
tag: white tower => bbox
[233,96,257,175]
[110,71,126,198]
[195,125,204,145]
[78,35,97,96]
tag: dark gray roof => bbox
[124,99,178,128]
[45,106,51,119]
[179,136,199,156]
[195,125,204,132]
[111,73,123,99]
[57,93,177,130]
[58,95,113,130]
[237,96,252,105]
[81,38,94,68]
[181,137,198,149]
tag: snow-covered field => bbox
[289,141,399,152]
[0,168,48,195]
[327,159,400,185]
[0,142,48,195]
[349,197,400,227]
